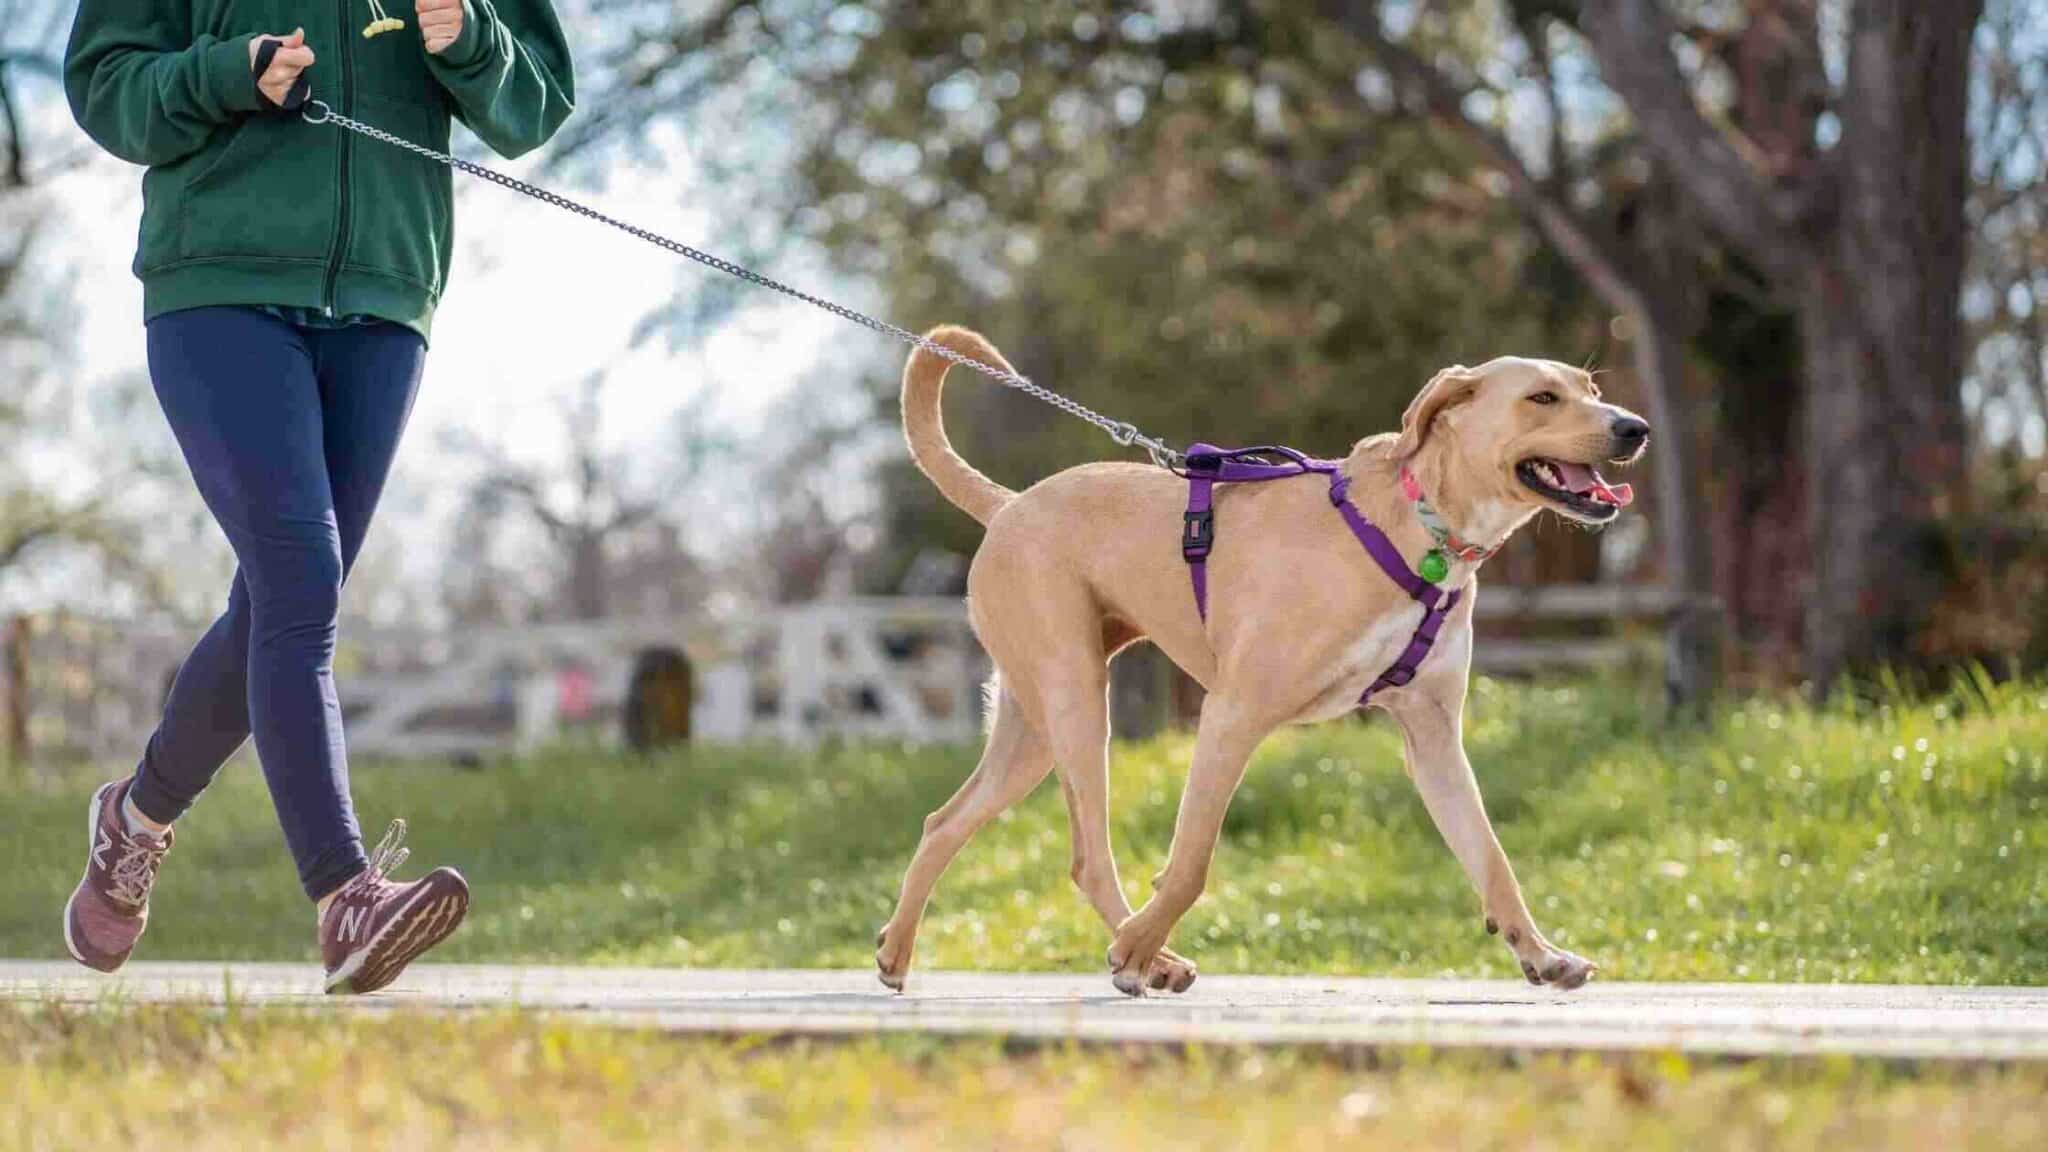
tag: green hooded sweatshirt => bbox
[65,1,575,339]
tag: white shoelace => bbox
[108,835,167,907]
[364,819,411,884]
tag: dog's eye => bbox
[1527,391,1559,406]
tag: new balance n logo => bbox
[337,904,370,945]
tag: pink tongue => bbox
[1554,461,1635,507]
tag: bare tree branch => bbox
[1318,0,1652,318]
[1514,7,1569,186]
[1577,0,1805,276]
[0,60,27,188]
[479,469,573,540]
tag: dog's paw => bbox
[1518,945,1596,991]
[874,923,912,992]
[1106,918,1177,998]
[1146,948,1198,994]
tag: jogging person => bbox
[62,0,573,993]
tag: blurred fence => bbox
[334,597,984,760]
[0,614,190,772]
[0,585,1677,767]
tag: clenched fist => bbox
[417,0,466,55]
[248,29,315,108]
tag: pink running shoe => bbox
[63,780,173,972]
[319,820,469,995]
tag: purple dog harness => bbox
[1179,443,1461,707]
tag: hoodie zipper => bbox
[320,0,355,318]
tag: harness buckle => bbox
[1182,510,1215,561]
[1382,664,1417,688]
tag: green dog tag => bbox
[1419,549,1450,584]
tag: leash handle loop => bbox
[253,40,311,113]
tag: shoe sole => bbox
[62,782,130,974]
[324,869,470,996]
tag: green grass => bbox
[2,1006,2043,1151]
[3,675,2044,984]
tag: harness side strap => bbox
[1329,475,1445,610]
[1183,447,1222,619]
[1325,473,1464,706]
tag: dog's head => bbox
[1397,357,1649,525]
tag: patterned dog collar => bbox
[1399,466,1501,581]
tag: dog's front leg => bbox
[1106,695,1272,997]
[1390,691,1596,990]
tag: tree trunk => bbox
[1628,296,1719,711]
[1799,0,1978,688]
[568,531,609,621]
[2,615,29,774]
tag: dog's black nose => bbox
[1611,416,1650,447]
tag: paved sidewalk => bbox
[4,962,2043,1060]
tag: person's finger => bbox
[418,10,461,27]
[273,46,316,72]
[250,29,306,68]
[418,16,461,35]
[416,0,460,13]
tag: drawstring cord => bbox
[362,1,405,38]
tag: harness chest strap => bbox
[1180,444,1462,707]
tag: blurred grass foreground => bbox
[4,1007,2045,1152]
[3,675,2043,985]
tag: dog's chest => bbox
[1291,604,1430,723]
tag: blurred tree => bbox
[445,374,721,621]
[0,1,175,611]
[1319,0,1720,703]
[740,384,882,604]
[1570,0,1981,690]
[1966,0,2047,454]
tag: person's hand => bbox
[417,0,466,55]
[248,29,315,107]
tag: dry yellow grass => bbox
[3,1005,2044,1151]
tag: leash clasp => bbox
[302,99,333,125]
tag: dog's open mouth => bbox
[1516,458,1634,522]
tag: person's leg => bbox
[127,321,422,845]
[126,573,254,827]
[142,307,366,901]
[66,307,337,970]
[298,322,470,995]
[126,313,423,844]
[307,322,424,611]
[295,320,425,904]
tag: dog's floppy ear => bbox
[1397,365,1479,458]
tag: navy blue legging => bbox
[129,307,424,901]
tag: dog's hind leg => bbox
[875,685,1050,991]
[1047,648,1199,994]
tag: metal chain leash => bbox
[301,100,1183,469]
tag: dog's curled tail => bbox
[901,326,1019,526]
